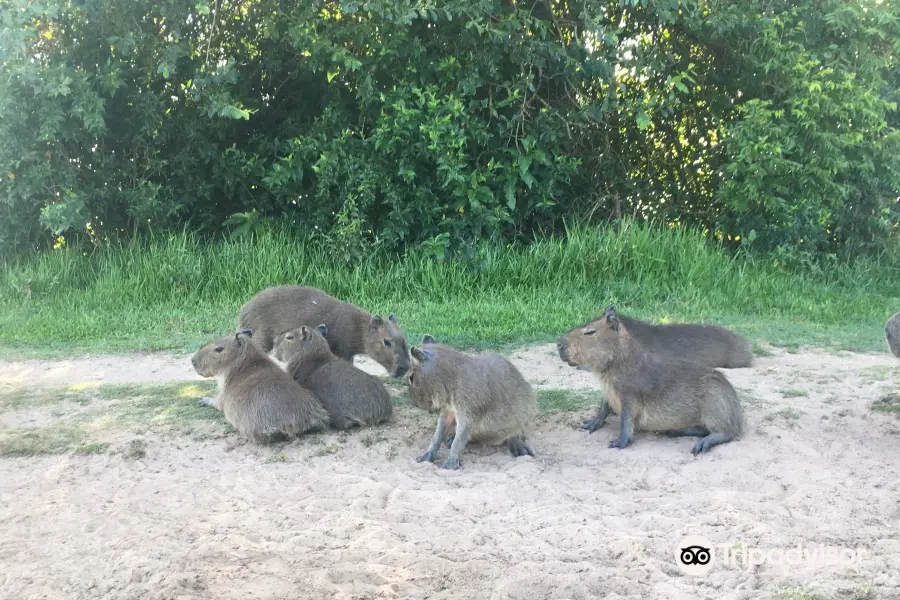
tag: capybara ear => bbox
[602,305,616,318]
[605,308,620,331]
[389,312,398,324]
[300,326,310,340]
[422,334,437,345]
[410,346,426,361]
[371,314,384,328]
[239,328,253,338]
[316,324,328,337]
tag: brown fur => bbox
[237,285,411,377]
[886,312,900,358]
[273,324,393,429]
[556,307,744,456]
[583,306,754,369]
[191,329,330,444]
[407,335,536,470]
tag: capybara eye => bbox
[286,335,294,341]
[585,329,597,336]
[214,346,224,353]
[384,339,393,347]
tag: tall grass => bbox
[0,220,897,357]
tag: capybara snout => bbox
[556,336,571,364]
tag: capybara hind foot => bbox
[507,436,534,457]
[691,432,734,456]
[661,426,710,438]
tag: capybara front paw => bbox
[441,456,461,470]
[608,436,632,449]
[416,449,437,463]
[582,416,606,433]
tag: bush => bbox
[0,0,897,264]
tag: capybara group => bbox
[585,306,754,369]
[273,324,393,429]
[191,329,330,444]
[238,285,411,377]
[556,307,744,456]
[407,335,536,470]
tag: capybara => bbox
[880,312,900,404]
[407,335,536,470]
[238,285,411,377]
[273,324,393,429]
[886,312,900,358]
[556,307,744,456]
[578,306,754,369]
[191,329,330,444]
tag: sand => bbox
[1,344,899,599]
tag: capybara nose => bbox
[393,364,409,378]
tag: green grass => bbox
[764,408,804,423]
[0,220,897,358]
[774,584,873,600]
[0,380,229,457]
[780,388,809,398]
[537,388,597,414]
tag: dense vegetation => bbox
[2,0,899,267]
[0,222,896,358]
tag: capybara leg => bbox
[582,403,611,433]
[417,414,448,464]
[691,432,734,456]
[444,413,457,448]
[661,426,710,438]
[608,405,634,449]
[198,396,221,411]
[442,420,471,470]
[506,436,534,458]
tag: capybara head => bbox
[191,329,255,377]
[273,324,330,363]
[556,307,623,370]
[365,312,411,378]
[407,342,447,412]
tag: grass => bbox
[0,220,897,358]
[537,388,597,414]
[780,388,809,398]
[765,408,804,423]
[0,380,230,457]
[774,584,873,600]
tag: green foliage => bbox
[0,221,896,357]
[0,0,898,264]
[708,0,900,265]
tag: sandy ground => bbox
[1,344,900,600]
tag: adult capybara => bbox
[556,307,744,456]
[191,329,329,444]
[408,335,536,470]
[238,286,411,378]
[584,306,754,369]
[273,324,393,429]
[886,312,900,358]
